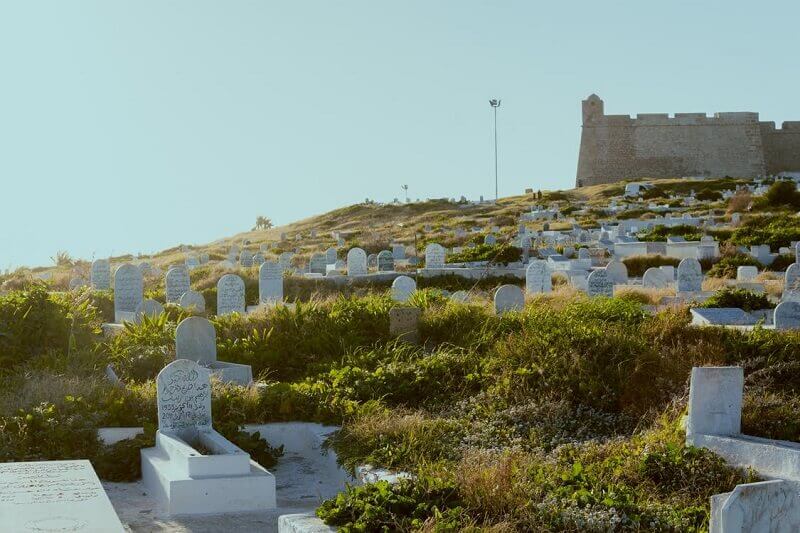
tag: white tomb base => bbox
[141,429,276,516]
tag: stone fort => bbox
[576,94,800,187]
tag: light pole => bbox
[489,99,501,201]
[401,184,409,203]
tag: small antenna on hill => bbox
[489,99,501,201]
[401,184,409,203]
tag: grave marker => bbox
[774,301,800,330]
[179,290,206,313]
[677,258,703,293]
[391,275,416,302]
[494,284,524,315]
[156,359,212,436]
[217,274,245,315]
[425,243,446,269]
[347,248,368,276]
[165,266,191,304]
[114,264,143,323]
[587,269,613,297]
[377,250,395,272]
[90,259,111,290]
[175,316,216,364]
[259,261,283,303]
[525,260,551,294]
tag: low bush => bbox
[698,288,772,312]
[706,254,762,279]
[731,214,800,250]
[638,224,703,243]
[622,255,680,277]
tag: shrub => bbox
[638,224,703,243]
[695,189,722,202]
[447,243,522,265]
[761,180,800,209]
[706,254,762,279]
[698,288,773,312]
[731,214,800,249]
[622,255,680,277]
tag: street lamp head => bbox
[489,99,501,108]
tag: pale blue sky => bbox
[1,1,797,268]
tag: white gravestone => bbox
[643,267,669,289]
[783,263,800,302]
[347,248,368,276]
[114,264,143,323]
[711,480,800,533]
[377,250,395,272]
[736,266,758,282]
[392,244,405,260]
[252,253,265,266]
[157,359,212,436]
[677,258,703,293]
[0,460,124,532]
[587,269,614,297]
[278,252,294,270]
[391,275,416,302]
[450,290,470,303]
[425,243,446,269]
[179,290,206,312]
[176,316,217,364]
[259,261,284,303]
[134,298,164,324]
[605,261,628,285]
[217,274,246,315]
[774,301,800,330]
[309,253,327,275]
[494,284,525,315]
[525,260,552,294]
[90,259,111,290]
[165,266,191,304]
[325,247,337,264]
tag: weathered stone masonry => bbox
[576,94,800,187]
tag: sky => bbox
[1,0,798,268]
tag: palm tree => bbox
[254,216,273,230]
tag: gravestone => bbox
[484,234,496,246]
[217,274,245,315]
[577,248,590,260]
[114,264,143,323]
[179,290,206,313]
[252,253,265,266]
[309,253,327,275]
[165,266,191,304]
[138,262,152,276]
[677,258,703,293]
[325,247,337,264]
[156,359,212,437]
[525,260,551,294]
[389,307,421,344]
[391,275,416,302]
[259,261,283,303]
[134,299,164,324]
[347,248,368,276]
[69,277,87,290]
[784,263,800,301]
[450,290,469,303]
[587,269,613,297]
[240,250,253,268]
[175,316,217,364]
[643,267,670,289]
[0,460,124,532]
[199,252,209,264]
[186,256,200,269]
[605,261,628,285]
[367,253,378,269]
[278,252,294,270]
[494,284,525,315]
[796,242,800,265]
[377,250,395,272]
[731,212,741,226]
[736,266,758,282]
[774,301,800,330]
[425,243,446,269]
[392,244,405,260]
[90,259,111,290]
[711,480,800,533]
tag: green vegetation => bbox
[622,255,680,277]
[446,243,522,264]
[731,214,800,250]
[706,254,762,279]
[759,180,800,210]
[4,281,800,530]
[638,224,703,242]
[698,288,773,312]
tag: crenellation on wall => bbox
[576,95,800,187]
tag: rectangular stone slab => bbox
[0,459,124,532]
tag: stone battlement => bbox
[576,95,800,187]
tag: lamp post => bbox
[489,99,501,201]
[401,184,409,203]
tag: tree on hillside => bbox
[254,216,273,231]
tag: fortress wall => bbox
[577,115,767,187]
[762,122,800,174]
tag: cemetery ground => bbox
[4,176,800,531]
[4,281,800,531]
